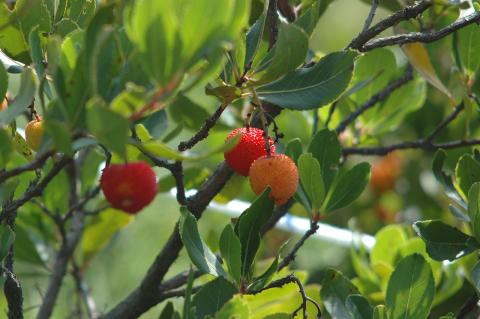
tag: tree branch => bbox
[361,0,379,35]
[361,11,480,51]
[278,221,319,271]
[336,65,413,134]
[425,102,464,142]
[36,162,85,319]
[348,1,432,50]
[0,150,54,184]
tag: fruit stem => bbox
[28,101,41,121]
[249,88,272,157]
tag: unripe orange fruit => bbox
[249,154,299,205]
[25,117,45,151]
[370,153,401,194]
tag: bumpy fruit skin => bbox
[25,117,45,151]
[249,154,299,205]
[100,161,158,214]
[224,127,275,176]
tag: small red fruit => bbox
[249,154,299,205]
[100,161,157,214]
[224,127,275,176]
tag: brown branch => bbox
[0,150,55,184]
[278,221,319,271]
[361,11,480,51]
[267,0,279,49]
[72,262,97,319]
[36,162,85,319]
[3,249,23,319]
[348,1,432,50]
[425,102,464,142]
[335,65,413,134]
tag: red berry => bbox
[224,127,275,176]
[100,161,157,214]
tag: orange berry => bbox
[25,117,45,151]
[370,153,401,194]
[0,98,7,111]
[249,154,299,205]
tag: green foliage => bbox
[219,224,242,286]
[456,23,480,77]
[0,224,14,262]
[0,68,36,126]
[320,269,360,319]
[192,277,238,319]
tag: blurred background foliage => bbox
[1,0,480,318]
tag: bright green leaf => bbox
[219,224,242,286]
[298,153,325,212]
[0,68,36,126]
[457,23,480,77]
[456,154,480,197]
[321,268,359,319]
[308,129,341,191]
[191,277,238,319]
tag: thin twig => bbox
[0,150,55,184]
[348,1,432,50]
[336,65,413,134]
[425,102,464,142]
[72,262,97,319]
[267,0,279,49]
[278,221,319,271]
[361,11,480,51]
[362,0,379,34]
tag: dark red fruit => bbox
[224,127,275,176]
[100,161,157,214]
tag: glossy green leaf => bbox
[244,3,268,68]
[456,154,480,197]
[191,277,238,319]
[169,94,211,131]
[346,294,373,319]
[285,138,303,163]
[295,0,334,35]
[432,150,466,210]
[0,224,14,262]
[179,207,228,278]
[457,23,480,77]
[308,129,341,191]
[0,129,13,167]
[386,254,435,319]
[256,51,356,109]
[86,97,129,159]
[219,224,242,286]
[81,208,133,263]
[0,68,36,126]
[15,0,52,38]
[413,220,479,261]
[298,153,324,212]
[252,23,308,83]
[236,189,274,277]
[321,268,359,319]
[324,162,371,213]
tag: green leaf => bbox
[351,48,397,105]
[55,19,79,37]
[159,302,175,319]
[432,150,466,210]
[111,84,148,117]
[346,294,373,319]
[285,138,303,163]
[236,189,274,277]
[413,220,479,261]
[457,23,480,77]
[183,268,195,319]
[308,129,341,191]
[252,23,308,84]
[0,224,14,262]
[191,277,238,319]
[14,223,46,267]
[298,153,325,212]
[86,97,130,159]
[386,254,435,319]
[244,10,267,68]
[248,257,278,292]
[0,60,7,100]
[468,182,480,242]
[294,0,334,36]
[169,94,211,131]
[470,260,480,294]
[324,163,371,213]
[0,129,13,167]
[219,224,242,286]
[0,68,36,126]
[371,225,407,267]
[256,51,356,110]
[0,5,30,63]
[215,296,250,319]
[140,133,240,162]
[81,208,133,264]
[45,118,73,154]
[320,268,359,319]
[456,154,480,197]
[179,207,228,278]
[15,0,52,38]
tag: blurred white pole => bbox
[174,189,376,250]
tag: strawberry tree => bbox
[0,0,480,318]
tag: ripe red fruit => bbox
[100,161,157,214]
[249,154,299,205]
[224,127,275,176]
